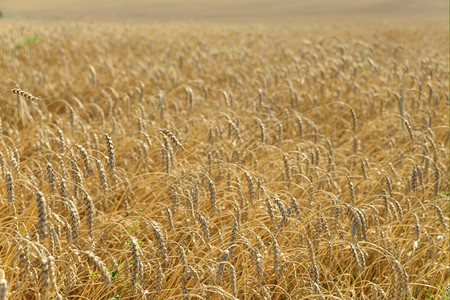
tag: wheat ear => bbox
[12,88,40,102]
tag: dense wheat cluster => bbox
[0,21,448,299]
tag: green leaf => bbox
[12,33,39,55]
[440,190,450,197]
[89,270,100,276]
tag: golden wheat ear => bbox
[12,88,40,102]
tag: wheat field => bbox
[0,20,448,299]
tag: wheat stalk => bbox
[160,129,185,150]
[5,172,14,204]
[80,250,111,285]
[0,269,7,300]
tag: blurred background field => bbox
[1,0,448,22]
